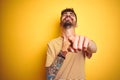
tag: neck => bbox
[61,27,76,38]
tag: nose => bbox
[66,14,71,17]
[65,15,71,18]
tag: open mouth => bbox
[63,20,73,28]
[64,16,73,21]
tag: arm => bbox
[46,51,66,80]
[46,36,70,80]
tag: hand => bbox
[62,35,71,52]
[68,35,90,52]
[78,36,90,51]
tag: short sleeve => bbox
[45,43,56,67]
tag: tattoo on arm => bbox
[47,52,65,80]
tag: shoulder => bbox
[48,36,62,46]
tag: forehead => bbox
[62,11,74,14]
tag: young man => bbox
[45,8,97,80]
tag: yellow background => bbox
[1,0,120,80]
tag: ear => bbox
[60,21,62,26]
[60,18,63,26]
[60,16,62,25]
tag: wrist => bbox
[61,50,67,57]
[58,50,66,59]
[61,48,68,52]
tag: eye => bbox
[70,13,75,16]
[63,12,67,16]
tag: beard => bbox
[63,20,73,29]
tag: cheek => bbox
[61,18,64,22]
[73,17,76,21]
[61,16,65,20]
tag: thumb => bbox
[68,35,75,42]
[62,35,68,42]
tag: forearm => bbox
[46,51,65,80]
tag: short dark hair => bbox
[61,8,77,22]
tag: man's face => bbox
[61,11,77,29]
